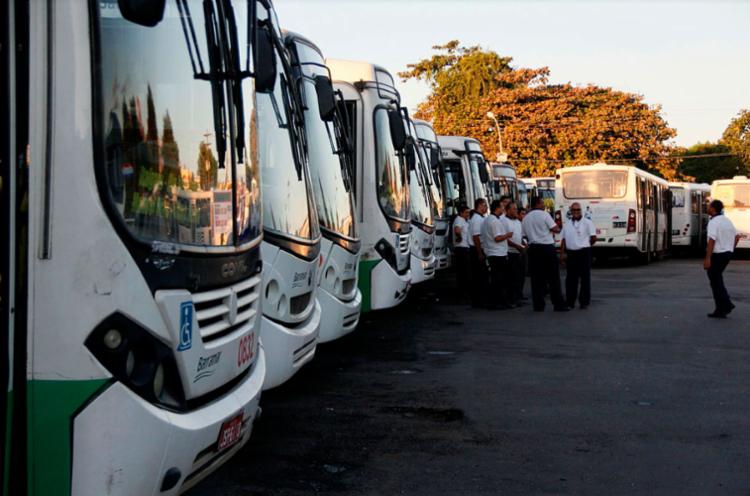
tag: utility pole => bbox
[486,111,508,163]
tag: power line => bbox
[507,152,737,164]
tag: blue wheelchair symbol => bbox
[177,301,194,351]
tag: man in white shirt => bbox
[522,196,567,312]
[704,199,743,318]
[503,202,527,306]
[468,198,489,308]
[560,202,597,309]
[451,205,471,295]
[483,200,513,309]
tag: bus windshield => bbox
[469,154,488,201]
[97,0,261,248]
[563,170,628,199]
[294,45,356,239]
[257,28,319,241]
[713,183,750,208]
[374,108,410,221]
[442,159,464,214]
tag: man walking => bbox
[560,202,597,309]
[522,196,568,312]
[452,204,471,295]
[468,198,489,308]
[704,199,743,318]
[503,202,527,306]
[483,200,513,309]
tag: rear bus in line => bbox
[555,164,670,261]
[284,31,363,342]
[711,176,750,249]
[437,136,492,211]
[669,182,711,252]
[256,3,322,390]
[489,162,520,205]
[413,119,451,270]
[329,60,412,311]
[4,1,269,493]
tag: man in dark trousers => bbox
[704,199,744,318]
[468,198,489,308]
[560,202,597,309]
[451,204,471,295]
[483,199,514,309]
[521,196,568,312]
[503,201,527,306]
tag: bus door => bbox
[1,0,10,489]
[638,178,647,251]
[665,188,673,250]
[653,184,659,252]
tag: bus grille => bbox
[192,275,261,343]
[398,234,410,254]
[289,291,313,316]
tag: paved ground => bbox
[190,257,750,496]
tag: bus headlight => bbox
[85,313,186,411]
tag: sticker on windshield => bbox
[177,301,194,352]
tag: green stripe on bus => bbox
[357,259,379,313]
[27,379,109,496]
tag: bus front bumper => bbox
[71,349,266,496]
[260,298,321,390]
[369,261,411,311]
[410,253,437,284]
[317,287,362,343]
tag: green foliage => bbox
[677,142,745,184]
[722,109,750,165]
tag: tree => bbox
[197,140,218,191]
[401,41,680,179]
[677,142,745,184]
[722,109,750,167]
[161,112,181,187]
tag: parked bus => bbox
[3,1,268,494]
[329,60,412,311]
[711,176,750,249]
[404,116,437,284]
[669,182,711,251]
[256,5,322,389]
[413,120,451,270]
[284,32,362,342]
[489,162,520,204]
[518,180,531,210]
[555,164,670,261]
[437,136,492,213]
[521,177,555,211]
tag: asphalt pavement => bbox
[189,256,750,496]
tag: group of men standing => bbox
[452,195,597,312]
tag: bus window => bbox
[713,183,750,208]
[671,188,685,208]
[691,191,700,214]
[562,170,627,199]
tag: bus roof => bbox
[556,163,668,186]
[668,181,711,192]
[327,58,394,87]
[413,119,438,143]
[437,135,482,153]
[282,30,323,59]
[712,176,750,186]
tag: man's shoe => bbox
[726,303,736,314]
[707,311,728,319]
[580,304,589,310]
[533,307,545,312]
[554,306,570,312]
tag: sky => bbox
[275,0,750,147]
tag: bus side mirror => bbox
[406,142,417,171]
[388,109,407,151]
[255,25,277,93]
[314,75,336,122]
[117,0,165,27]
[430,147,440,170]
[478,161,490,183]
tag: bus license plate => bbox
[217,413,244,452]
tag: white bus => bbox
[284,32,362,342]
[413,119,451,270]
[489,162,520,204]
[405,116,437,284]
[555,164,670,261]
[669,182,710,251]
[329,60,412,311]
[437,136,492,212]
[256,5,322,389]
[3,1,267,494]
[711,176,750,249]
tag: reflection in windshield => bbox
[442,159,464,215]
[99,0,261,248]
[256,38,318,240]
[374,108,409,221]
[293,45,356,239]
[714,184,750,208]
